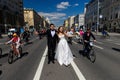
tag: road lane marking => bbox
[33,46,48,80]
[94,45,103,49]
[106,39,112,41]
[71,61,86,80]
[114,43,120,45]
[33,46,86,80]
[72,40,103,49]
[106,39,120,45]
[96,41,103,44]
[72,41,77,44]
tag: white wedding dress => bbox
[55,35,74,66]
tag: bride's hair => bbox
[58,26,64,34]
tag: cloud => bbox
[38,12,67,26]
[74,3,79,6]
[57,2,70,9]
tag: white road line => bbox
[33,46,48,80]
[72,40,103,49]
[114,43,120,45]
[72,41,78,44]
[106,39,112,41]
[96,41,103,44]
[71,61,86,80]
[94,45,103,49]
[33,46,86,80]
[106,39,120,45]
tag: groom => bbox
[46,24,59,64]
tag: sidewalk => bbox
[2,34,7,37]
[93,32,120,36]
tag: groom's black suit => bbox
[46,29,59,64]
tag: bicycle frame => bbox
[10,43,18,55]
[83,41,96,63]
[84,41,94,52]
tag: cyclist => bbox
[83,28,96,53]
[5,33,21,57]
[79,29,84,42]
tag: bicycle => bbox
[7,43,22,64]
[83,41,96,63]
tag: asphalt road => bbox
[0,34,120,80]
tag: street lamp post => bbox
[99,14,103,30]
[97,0,100,34]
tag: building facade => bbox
[68,16,75,29]
[85,0,120,32]
[64,20,69,29]
[0,0,24,33]
[101,0,120,32]
[74,14,85,30]
[24,8,49,30]
[85,0,98,31]
[24,8,42,30]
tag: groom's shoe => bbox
[48,61,50,64]
[52,61,55,64]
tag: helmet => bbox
[13,33,17,37]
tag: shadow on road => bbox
[0,70,2,76]
[77,41,83,45]
[79,50,85,56]
[24,42,33,46]
[0,53,8,58]
[21,52,29,58]
[79,50,96,63]
[13,52,29,63]
[112,48,120,52]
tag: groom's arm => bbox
[55,31,59,43]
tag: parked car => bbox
[7,28,17,39]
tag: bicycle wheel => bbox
[19,46,22,54]
[89,49,96,63]
[19,46,22,57]
[8,51,13,64]
[0,48,2,57]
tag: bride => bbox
[55,26,74,66]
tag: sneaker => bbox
[18,54,21,58]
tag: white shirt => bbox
[51,30,55,37]
[67,31,73,36]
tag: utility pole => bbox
[97,0,100,34]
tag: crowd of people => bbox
[1,24,96,66]
[46,23,96,66]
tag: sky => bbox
[23,0,90,26]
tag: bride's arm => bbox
[64,32,75,37]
